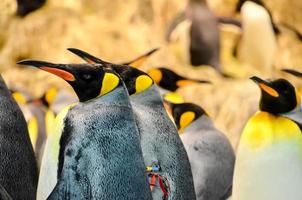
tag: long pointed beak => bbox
[17,60,76,81]
[281,69,302,78]
[250,76,279,97]
[67,48,109,65]
[122,47,160,67]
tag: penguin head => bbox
[147,67,211,92]
[164,101,207,132]
[67,48,154,95]
[235,0,265,12]
[18,60,121,102]
[250,76,300,114]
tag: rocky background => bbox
[0,0,301,149]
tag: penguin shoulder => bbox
[240,111,302,150]
[47,103,77,157]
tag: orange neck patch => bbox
[41,67,75,81]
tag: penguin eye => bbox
[82,74,93,80]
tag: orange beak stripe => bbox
[259,83,279,97]
[41,67,75,81]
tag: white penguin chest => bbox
[233,142,302,200]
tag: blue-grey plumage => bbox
[0,75,38,200]
[66,48,196,200]
[0,184,12,200]
[180,115,235,200]
[131,85,196,200]
[47,81,152,199]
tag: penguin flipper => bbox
[220,184,232,200]
[165,11,187,42]
[217,16,242,28]
[0,185,13,200]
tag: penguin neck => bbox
[280,105,302,129]
[182,115,213,133]
[83,84,131,108]
[130,84,163,108]
[0,75,10,96]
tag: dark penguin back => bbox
[188,1,220,69]
[0,76,38,200]
[131,85,196,200]
[48,86,152,200]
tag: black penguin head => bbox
[147,67,211,92]
[18,60,121,102]
[164,101,207,131]
[250,76,300,114]
[67,48,154,95]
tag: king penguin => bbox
[67,48,196,200]
[232,76,302,200]
[0,75,38,200]
[147,67,211,93]
[166,0,221,70]
[11,88,48,167]
[236,1,277,74]
[165,101,235,200]
[18,60,153,199]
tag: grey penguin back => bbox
[0,75,38,200]
[130,85,196,200]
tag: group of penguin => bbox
[167,0,301,76]
[0,44,301,200]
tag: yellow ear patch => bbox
[135,75,153,94]
[148,69,162,84]
[164,92,185,104]
[28,117,38,150]
[179,111,195,132]
[45,87,58,106]
[176,80,198,87]
[296,89,301,106]
[100,73,120,96]
[12,92,27,105]
[259,83,279,97]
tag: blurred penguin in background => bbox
[166,0,239,77]
[165,101,235,200]
[167,0,221,70]
[235,0,277,75]
[11,87,77,167]
[147,67,211,95]
[16,0,46,16]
